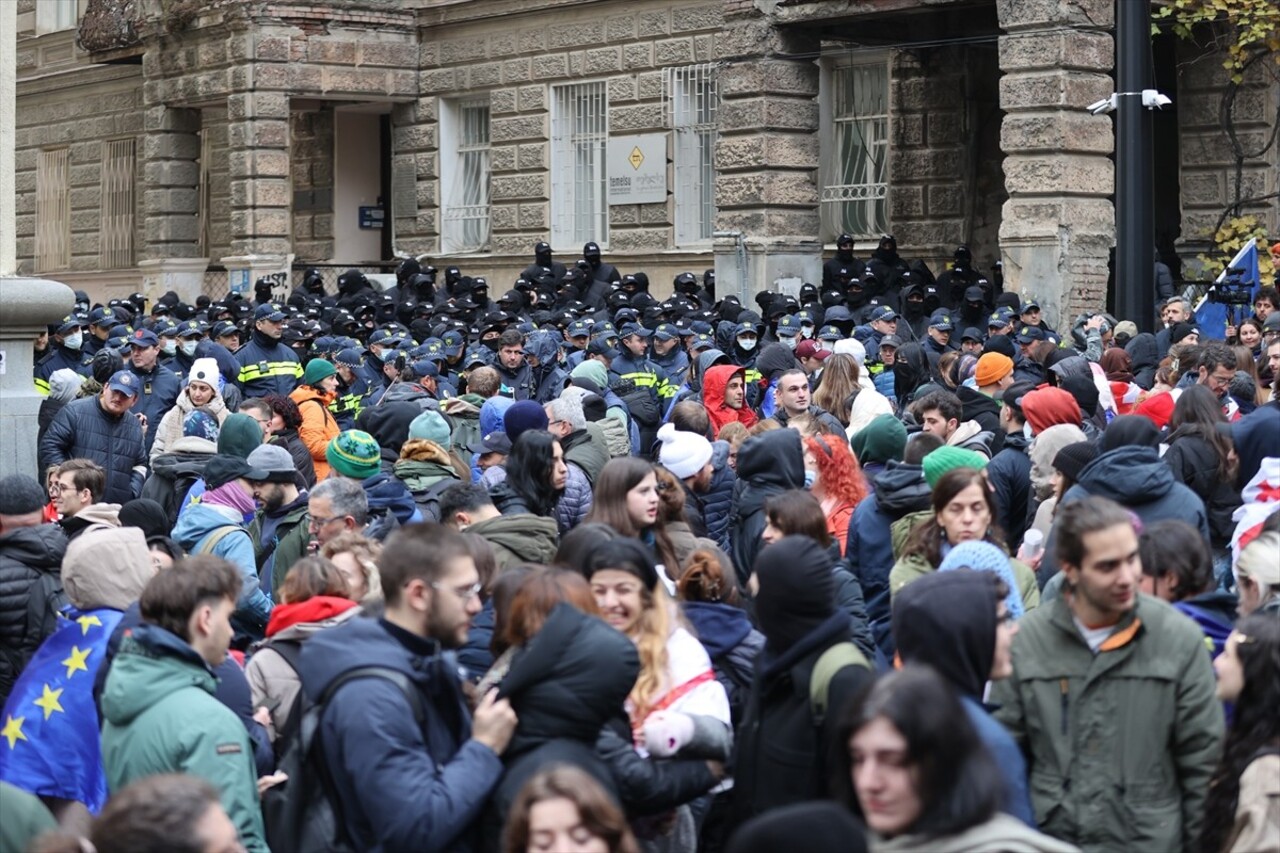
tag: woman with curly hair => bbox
[803,434,869,555]
[1201,613,1280,853]
[263,393,316,488]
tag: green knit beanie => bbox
[848,413,908,466]
[326,429,381,480]
[302,357,337,387]
[922,445,988,489]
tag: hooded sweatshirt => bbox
[61,525,152,611]
[466,514,560,573]
[846,461,933,630]
[173,496,271,635]
[703,364,758,438]
[728,429,804,583]
[100,625,266,852]
[892,571,1036,826]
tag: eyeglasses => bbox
[430,581,483,600]
[308,515,342,530]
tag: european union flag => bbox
[0,607,123,813]
[1194,240,1260,341]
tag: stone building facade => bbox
[12,0,1279,329]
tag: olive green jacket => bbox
[990,594,1223,852]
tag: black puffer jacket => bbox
[0,524,68,705]
[40,396,147,504]
[1162,433,1243,548]
[1125,333,1160,390]
[987,430,1033,552]
[728,430,805,585]
[481,604,639,843]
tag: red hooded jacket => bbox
[703,364,758,438]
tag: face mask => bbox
[800,325,815,339]
[781,337,798,351]
[162,340,177,356]
[180,340,198,357]
[803,469,817,489]
[737,337,757,352]
[63,333,83,351]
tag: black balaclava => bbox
[754,536,836,655]
[535,242,553,267]
[836,234,854,263]
[118,498,172,541]
[892,570,997,699]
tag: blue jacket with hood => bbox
[297,616,504,853]
[173,501,272,635]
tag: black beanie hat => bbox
[118,498,171,541]
[753,536,836,655]
[0,475,48,516]
[1060,374,1100,418]
[1103,414,1160,452]
[727,801,867,853]
[587,538,659,592]
[981,333,1016,360]
[1053,441,1099,483]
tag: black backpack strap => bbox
[319,666,426,728]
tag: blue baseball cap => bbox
[567,320,592,338]
[254,304,286,322]
[652,323,679,341]
[618,322,651,339]
[689,334,716,352]
[176,319,205,338]
[928,310,954,331]
[817,324,842,341]
[107,370,141,396]
[55,314,86,335]
[775,315,801,337]
[441,329,466,356]
[1015,325,1046,344]
[869,305,898,323]
[128,328,160,348]
[88,307,117,327]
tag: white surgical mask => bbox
[180,340,198,357]
[737,337,757,352]
[63,332,83,351]
[800,325,815,339]
[161,339,177,356]
[781,336,798,351]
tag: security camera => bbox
[1141,89,1172,109]
[1087,96,1117,116]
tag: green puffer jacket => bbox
[887,510,1040,611]
[100,626,267,853]
[990,594,1223,852]
[466,513,559,573]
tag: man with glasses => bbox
[52,458,121,540]
[1195,342,1240,418]
[297,523,517,851]
[306,478,368,551]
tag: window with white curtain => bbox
[36,149,71,272]
[100,139,136,269]
[440,98,491,253]
[820,57,889,240]
[551,81,608,249]
[36,0,78,33]
[669,64,718,247]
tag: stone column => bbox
[221,88,292,273]
[996,0,1115,331]
[140,105,207,301]
[713,15,822,302]
[0,277,74,480]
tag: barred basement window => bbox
[821,58,889,241]
[100,139,136,269]
[36,148,71,272]
[668,65,718,247]
[551,81,608,250]
[441,99,491,253]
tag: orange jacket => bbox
[289,385,339,480]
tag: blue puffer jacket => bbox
[363,473,424,527]
[553,463,593,536]
[39,396,147,504]
[702,441,737,551]
[845,461,931,630]
[172,501,272,637]
[298,617,504,852]
[127,361,182,454]
[986,431,1033,552]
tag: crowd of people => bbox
[2,235,1279,853]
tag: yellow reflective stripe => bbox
[239,362,302,382]
[744,368,762,384]
[34,378,50,396]
[618,372,657,388]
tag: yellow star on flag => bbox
[1,715,26,749]
[33,684,65,721]
[76,614,103,636]
[61,646,91,678]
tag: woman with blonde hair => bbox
[812,353,861,426]
[587,538,731,849]
[319,531,383,605]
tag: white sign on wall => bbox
[608,134,667,205]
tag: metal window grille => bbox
[36,148,71,272]
[198,127,213,258]
[443,99,491,252]
[100,138,136,269]
[551,81,608,249]
[822,61,888,240]
[669,64,718,246]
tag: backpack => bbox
[197,525,242,556]
[262,665,425,853]
[808,642,869,727]
[410,477,459,524]
[26,571,70,648]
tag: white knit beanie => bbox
[187,357,224,392]
[657,422,713,479]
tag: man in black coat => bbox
[40,371,148,505]
[0,475,69,706]
[731,537,873,823]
